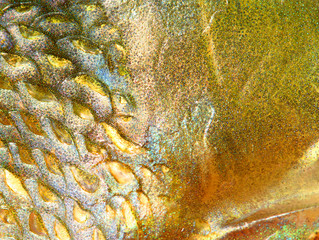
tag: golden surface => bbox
[73,201,90,223]
[0,0,318,239]
[101,122,144,154]
[4,170,28,197]
[54,220,71,240]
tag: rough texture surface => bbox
[0,0,319,239]
[0,0,177,239]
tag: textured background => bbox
[0,0,318,239]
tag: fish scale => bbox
[0,0,175,239]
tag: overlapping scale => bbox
[0,0,173,239]
[32,13,81,40]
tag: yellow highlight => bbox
[0,110,12,125]
[107,162,135,184]
[1,53,25,67]
[4,170,28,196]
[137,192,152,219]
[161,165,170,173]
[105,205,116,219]
[17,144,35,165]
[0,209,15,224]
[120,116,133,122]
[15,4,32,13]
[108,28,117,35]
[73,202,90,223]
[115,44,125,53]
[29,211,47,236]
[44,152,62,175]
[20,112,46,136]
[25,82,57,102]
[92,228,106,240]
[19,25,42,40]
[47,15,67,24]
[72,39,99,55]
[50,120,73,145]
[101,123,143,154]
[86,5,97,11]
[121,201,137,230]
[85,137,106,156]
[54,220,71,240]
[70,166,99,193]
[299,140,319,167]
[74,75,106,96]
[38,182,58,202]
[140,168,152,179]
[0,76,13,90]
[73,102,94,121]
[138,192,150,207]
[47,55,72,68]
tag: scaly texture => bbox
[0,0,178,239]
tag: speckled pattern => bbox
[0,0,319,239]
[0,0,175,239]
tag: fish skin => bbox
[115,0,319,238]
[1,0,319,239]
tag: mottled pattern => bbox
[0,0,175,239]
[0,0,319,239]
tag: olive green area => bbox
[199,0,319,200]
[147,0,319,236]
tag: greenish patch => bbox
[269,223,318,240]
